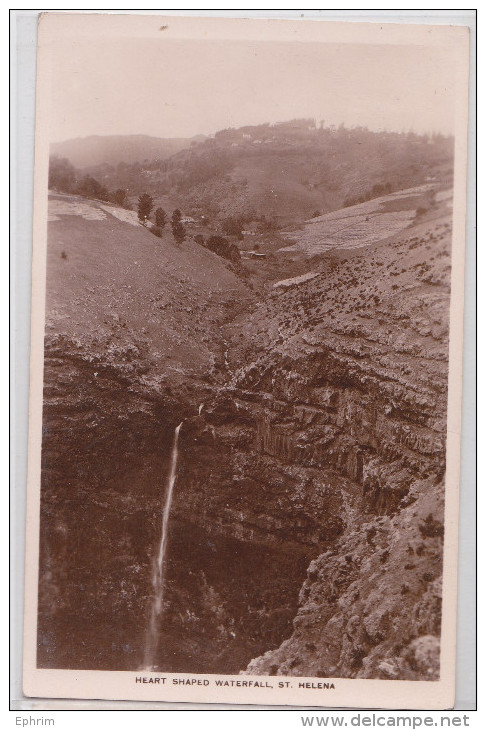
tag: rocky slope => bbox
[237,208,451,679]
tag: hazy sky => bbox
[44,22,458,142]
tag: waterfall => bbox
[143,422,183,670]
[198,403,204,415]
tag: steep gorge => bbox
[172,212,451,680]
[37,195,451,680]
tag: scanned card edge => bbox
[22,12,472,709]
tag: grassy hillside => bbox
[45,193,254,384]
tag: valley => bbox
[38,127,453,681]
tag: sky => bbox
[43,20,458,143]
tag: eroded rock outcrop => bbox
[246,484,444,680]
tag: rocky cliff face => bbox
[245,485,444,680]
[237,214,451,679]
[37,194,452,679]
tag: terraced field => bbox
[279,185,446,256]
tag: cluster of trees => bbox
[221,216,245,239]
[48,157,77,192]
[343,181,394,208]
[170,209,186,244]
[194,234,240,264]
[50,156,187,246]
[169,149,233,193]
[49,156,132,208]
[137,194,186,245]
[137,193,154,224]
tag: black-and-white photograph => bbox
[23,13,470,708]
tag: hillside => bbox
[159,122,453,224]
[50,122,454,229]
[45,193,253,384]
[279,184,443,255]
[51,134,205,169]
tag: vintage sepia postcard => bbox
[23,13,470,708]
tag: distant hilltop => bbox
[51,134,206,169]
[50,122,454,225]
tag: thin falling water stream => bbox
[143,422,183,670]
